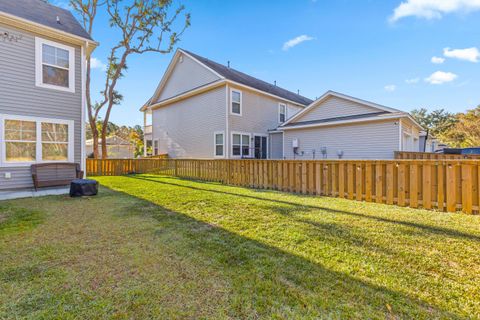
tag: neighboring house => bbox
[277,91,422,159]
[86,136,136,159]
[0,0,97,192]
[142,49,422,160]
[141,49,312,159]
[419,131,443,153]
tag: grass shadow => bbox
[98,177,465,319]
[128,174,480,243]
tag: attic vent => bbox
[179,55,183,63]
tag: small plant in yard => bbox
[1,174,480,319]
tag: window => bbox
[35,37,75,92]
[232,133,250,157]
[42,123,69,161]
[279,103,286,123]
[154,140,159,155]
[1,115,73,165]
[231,89,242,115]
[214,131,224,157]
[4,120,37,162]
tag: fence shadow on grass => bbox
[99,183,461,319]
[127,174,480,243]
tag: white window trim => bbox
[0,114,74,167]
[231,131,251,158]
[278,103,287,123]
[253,133,269,159]
[230,88,242,116]
[35,37,75,93]
[214,131,225,158]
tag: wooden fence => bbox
[86,158,480,214]
[395,151,480,160]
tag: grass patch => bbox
[1,174,480,319]
[0,203,44,235]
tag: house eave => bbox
[278,113,409,131]
[0,11,98,52]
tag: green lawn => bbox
[1,175,480,319]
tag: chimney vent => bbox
[227,61,230,68]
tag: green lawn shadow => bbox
[98,175,464,319]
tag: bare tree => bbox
[71,0,190,158]
[70,0,104,158]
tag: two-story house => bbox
[142,49,422,160]
[141,49,312,159]
[0,0,97,195]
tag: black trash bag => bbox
[70,179,99,197]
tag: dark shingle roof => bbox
[0,0,92,40]
[182,49,313,106]
[282,111,391,127]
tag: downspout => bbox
[80,41,87,176]
[225,84,229,159]
[143,110,147,157]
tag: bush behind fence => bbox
[86,158,480,214]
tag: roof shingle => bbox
[0,0,92,40]
[182,49,313,106]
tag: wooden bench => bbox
[31,163,84,190]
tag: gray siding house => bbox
[142,49,309,159]
[0,0,96,193]
[142,50,422,160]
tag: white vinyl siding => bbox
[228,85,305,138]
[294,96,381,123]
[152,86,226,158]
[157,53,220,102]
[283,120,400,160]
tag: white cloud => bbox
[390,0,480,22]
[90,57,107,71]
[384,84,396,92]
[431,56,445,64]
[425,71,458,84]
[282,35,315,51]
[443,47,480,62]
[405,77,420,84]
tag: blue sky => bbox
[59,0,480,126]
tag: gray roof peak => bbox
[181,49,313,106]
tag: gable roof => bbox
[0,0,93,40]
[281,90,407,127]
[180,49,313,106]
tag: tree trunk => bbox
[101,128,108,159]
[92,130,99,159]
